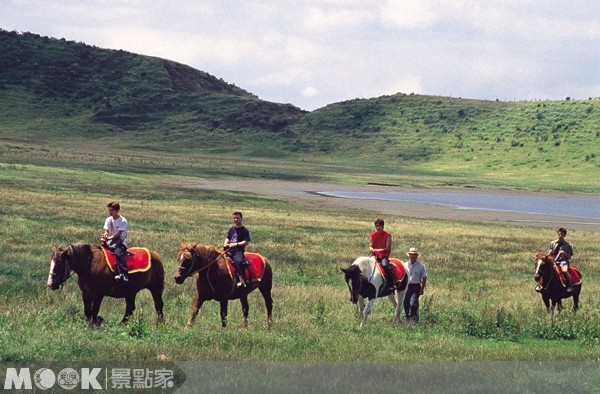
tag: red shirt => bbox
[370,231,391,259]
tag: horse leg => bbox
[240,296,249,328]
[387,294,398,324]
[357,296,365,318]
[573,293,580,312]
[187,297,205,327]
[90,294,105,327]
[149,285,165,323]
[220,300,229,328]
[393,288,408,324]
[361,298,375,326]
[542,294,551,313]
[120,295,136,325]
[82,291,94,322]
[258,268,273,326]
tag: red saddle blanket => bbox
[376,257,406,285]
[557,264,582,286]
[226,252,267,283]
[101,246,152,273]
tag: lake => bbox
[317,191,600,220]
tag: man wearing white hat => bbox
[404,247,427,323]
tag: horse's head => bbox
[174,243,199,284]
[340,265,363,304]
[47,244,72,290]
[174,242,222,284]
[534,252,553,282]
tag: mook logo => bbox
[4,367,102,390]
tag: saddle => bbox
[225,252,267,283]
[101,246,152,273]
[375,257,406,288]
[557,264,583,287]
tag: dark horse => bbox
[533,252,582,313]
[47,243,165,326]
[174,242,273,328]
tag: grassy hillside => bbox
[0,30,305,137]
[1,29,599,192]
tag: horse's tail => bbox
[258,259,273,324]
[150,251,165,290]
[259,260,273,291]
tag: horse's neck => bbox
[543,260,558,282]
[356,257,375,277]
[359,257,377,278]
[195,245,219,265]
[68,244,92,274]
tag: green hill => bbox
[0,30,305,138]
[1,29,599,192]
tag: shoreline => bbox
[164,178,600,232]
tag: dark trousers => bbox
[404,283,422,322]
[377,257,394,287]
[107,238,128,276]
[231,249,246,281]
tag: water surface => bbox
[318,191,599,220]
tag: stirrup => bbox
[566,287,573,292]
[534,284,542,292]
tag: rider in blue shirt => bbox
[223,211,251,287]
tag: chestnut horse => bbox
[533,252,582,313]
[47,243,165,326]
[341,256,408,325]
[174,243,273,328]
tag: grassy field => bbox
[1,156,600,363]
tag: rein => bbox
[179,247,226,277]
[52,247,74,287]
[535,258,555,291]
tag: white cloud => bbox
[302,87,320,98]
[2,0,600,110]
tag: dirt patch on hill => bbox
[164,178,600,232]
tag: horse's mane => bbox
[60,243,94,273]
[536,251,554,263]
[188,243,223,263]
[352,256,375,275]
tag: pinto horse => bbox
[533,252,582,313]
[341,256,408,325]
[173,242,273,328]
[47,243,165,326]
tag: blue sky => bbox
[2,0,599,110]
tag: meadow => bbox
[1,151,600,364]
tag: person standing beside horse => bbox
[101,201,129,282]
[223,211,251,287]
[548,227,574,292]
[404,247,427,323]
[369,218,395,291]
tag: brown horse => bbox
[174,242,273,328]
[47,243,165,326]
[533,252,582,314]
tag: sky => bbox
[2,0,600,111]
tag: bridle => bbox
[534,257,554,291]
[347,269,366,301]
[177,247,226,278]
[50,247,73,287]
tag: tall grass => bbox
[1,161,599,362]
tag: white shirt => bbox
[408,260,427,284]
[104,215,128,242]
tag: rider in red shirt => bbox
[370,218,395,290]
